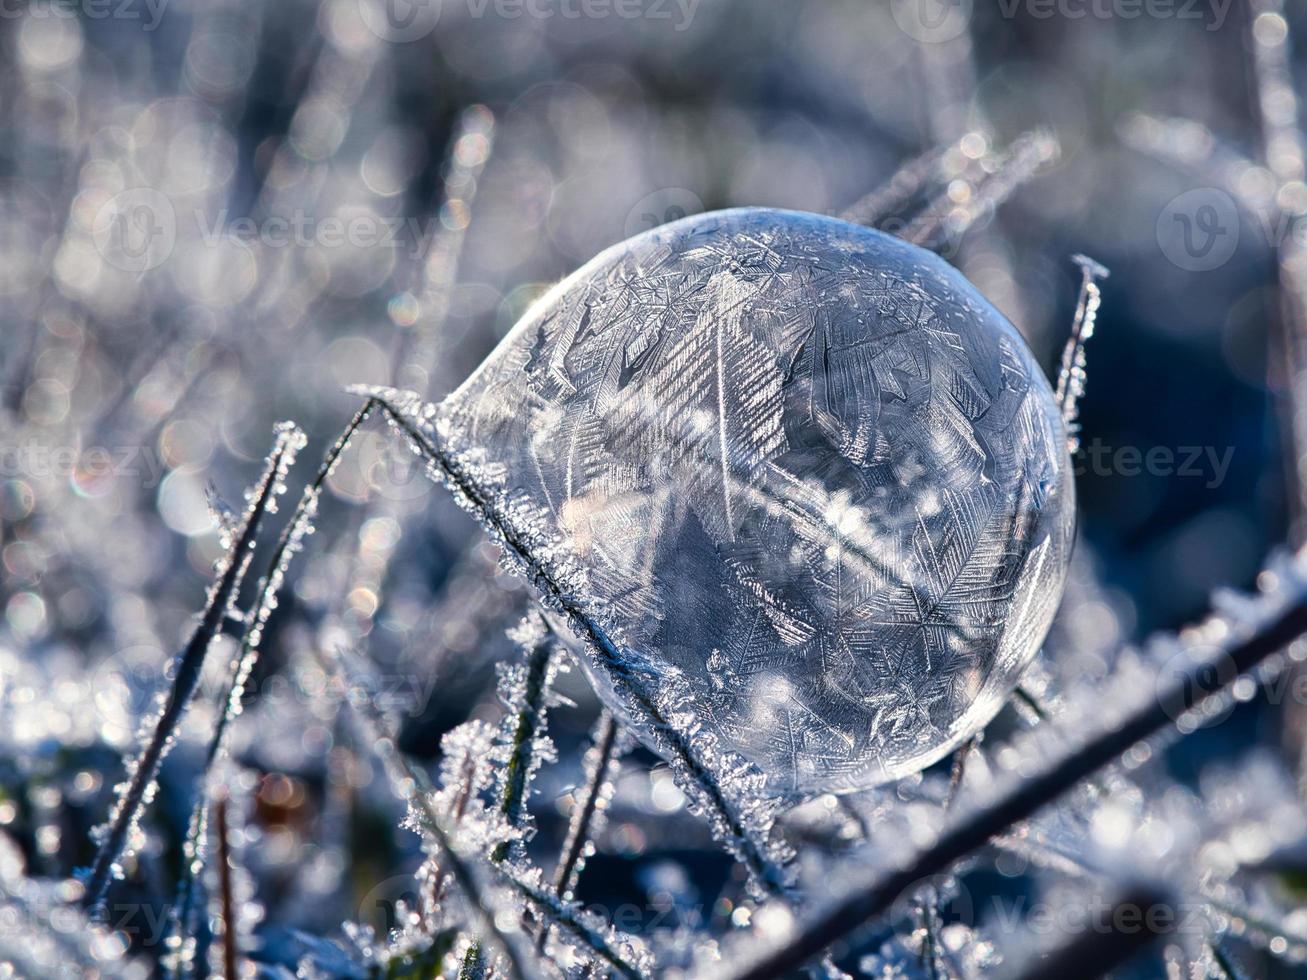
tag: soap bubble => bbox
[442,208,1074,795]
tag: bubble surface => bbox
[443,208,1074,795]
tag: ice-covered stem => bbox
[213,796,240,980]
[553,711,621,899]
[725,551,1307,980]
[315,643,533,980]
[365,390,793,899]
[83,422,305,913]
[537,710,623,954]
[839,139,957,227]
[1011,884,1171,980]
[457,942,488,980]
[166,401,376,966]
[491,618,556,865]
[903,128,1059,251]
[1055,254,1109,453]
[462,619,557,972]
[317,642,652,980]
[398,105,496,395]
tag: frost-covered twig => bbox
[903,129,1059,252]
[554,711,621,900]
[491,618,556,865]
[462,617,558,970]
[725,551,1307,979]
[83,422,305,912]
[167,401,376,969]
[363,388,794,900]
[1055,254,1109,453]
[537,710,623,953]
[213,796,240,980]
[1010,884,1171,980]
[316,642,653,980]
[839,140,959,227]
[315,642,534,980]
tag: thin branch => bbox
[83,422,305,912]
[903,129,1059,252]
[366,390,792,899]
[167,401,377,966]
[1011,884,1171,980]
[1055,254,1110,453]
[537,710,622,954]
[317,641,653,980]
[213,796,239,980]
[314,642,533,980]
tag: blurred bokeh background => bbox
[1,0,1304,973]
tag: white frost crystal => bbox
[441,208,1075,795]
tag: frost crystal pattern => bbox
[442,208,1075,795]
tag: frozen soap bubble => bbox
[441,208,1075,796]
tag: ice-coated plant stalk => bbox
[491,619,555,865]
[314,642,533,980]
[83,422,305,913]
[904,128,1060,250]
[537,711,622,954]
[1055,254,1109,453]
[213,796,239,980]
[839,138,958,227]
[553,712,621,898]
[1011,884,1170,980]
[725,551,1307,980]
[463,617,558,972]
[362,388,795,901]
[165,402,377,968]
[316,642,653,980]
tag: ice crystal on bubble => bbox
[383,208,1074,797]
